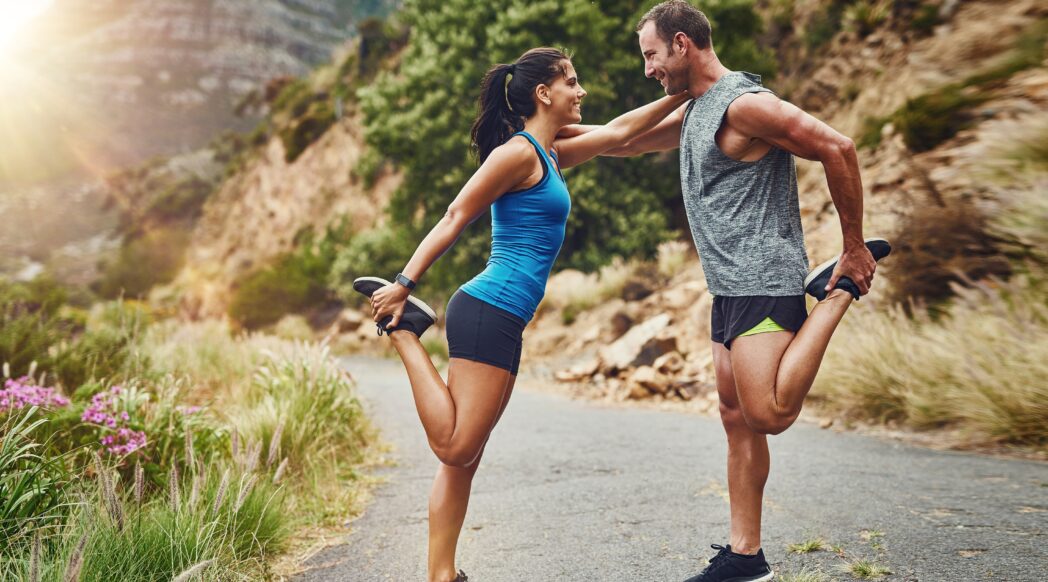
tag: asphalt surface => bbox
[296,356,1048,582]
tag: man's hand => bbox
[371,283,410,329]
[827,245,876,296]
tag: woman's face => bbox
[544,61,587,124]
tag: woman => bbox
[353,47,688,582]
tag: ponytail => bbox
[470,47,571,163]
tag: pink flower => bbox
[100,428,147,456]
[0,377,70,413]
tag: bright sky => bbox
[0,0,53,52]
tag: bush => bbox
[93,227,191,299]
[894,85,988,152]
[279,100,337,163]
[228,243,334,330]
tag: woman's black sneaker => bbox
[352,276,437,338]
[804,237,892,301]
[452,570,468,582]
[683,544,773,582]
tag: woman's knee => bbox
[434,442,483,468]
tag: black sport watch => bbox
[394,272,416,290]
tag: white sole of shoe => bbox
[803,237,889,288]
[353,276,438,320]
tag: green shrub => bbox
[910,2,941,34]
[93,227,191,299]
[329,227,416,303]
[804,0,852,50]
[228,242,334,330]
[144,176,213,224]
[844,0,891,37]
[893,85,988,152]
[280,100,337,163]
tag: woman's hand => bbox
[371,282,411,329]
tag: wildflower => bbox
[100,428,147,456]
[0,377,70,413]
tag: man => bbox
[569,1,891,580]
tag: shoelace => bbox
[703,544,733,572]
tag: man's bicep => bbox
[732,94,840,160]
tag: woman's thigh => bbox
[445,358,514,450]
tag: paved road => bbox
[297,357,1047,581]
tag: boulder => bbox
[554,358,601,383]
[599,313,674,372]
[334,309,366,333]
[653,351,685,375]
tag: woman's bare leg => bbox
[427,375,516,582]
[388,331,511,466]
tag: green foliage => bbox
[804,0,853,50]
[894,85,989,153]
[228,225,351,330]
[844,0,891,37]
[361,0,775,295]
[330,227,417,301]
[0,410,73,549]
[93,227,191,299]
[280,99,337,163]
[910,2,941,34]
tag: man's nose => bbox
[645,64,655,78]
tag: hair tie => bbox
[504,66,515,113]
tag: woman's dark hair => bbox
[470,47,571,163]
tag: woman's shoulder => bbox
[487,134,537,166]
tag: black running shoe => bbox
[804,238,892,301]
[352,276,437,338]
[683,544,773,582]
[452,570,468,582]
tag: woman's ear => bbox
[535,84,552,106]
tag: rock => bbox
[334,309,366,333]
[627,381,652,400]
[609,310,633,339]
[599,313,673,371]
[554,359,601,383]
[653,351,685,375]
[820,418,834,429]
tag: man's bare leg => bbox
[713,342,770,555]
[730,289,853,434]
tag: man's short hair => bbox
[636,0,712,50]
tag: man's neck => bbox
[687,54,732,98]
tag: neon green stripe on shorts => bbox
[738,316,787,338]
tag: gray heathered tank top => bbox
[679,71,809,297]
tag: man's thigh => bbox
[729,331,795,413]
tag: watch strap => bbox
[394,272,416,290]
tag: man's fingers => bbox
[388,314,401,329]
[825,270,841,292]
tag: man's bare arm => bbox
[729,92,875,294]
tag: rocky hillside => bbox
[2,0,394,184]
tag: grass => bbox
[788,537,827,554]
[814,275,1048,447]
[1,288,375,579]
[842,559,891,578]
[779,568,831,582]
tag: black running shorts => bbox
[711,295,808,349]
[446,289,525,375]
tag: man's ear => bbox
[535,83,552,106]
[674,31,689,55]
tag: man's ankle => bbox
[730,541,761,555]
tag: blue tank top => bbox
[459,131,572,322]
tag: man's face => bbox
[638,21,688,95]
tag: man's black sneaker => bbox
[352,276,437,338]
[804,237,892,301]
[683,544,773,582]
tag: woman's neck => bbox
[521,114,562,152]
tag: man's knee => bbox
[744,410,797,436]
